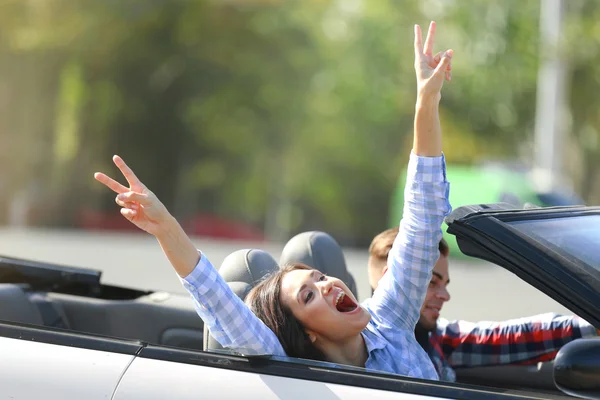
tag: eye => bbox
[304,291,314,304]
[318,274,327,282]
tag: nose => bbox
[437,286,450,302]
[319,279,334,296]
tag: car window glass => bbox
[507,215,600,271]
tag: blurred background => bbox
[0,0,597,320]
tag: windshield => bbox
[507,215,600,272]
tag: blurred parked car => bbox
[78,210,265,241]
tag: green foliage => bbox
[1,0,599,245]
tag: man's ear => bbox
[305,330,317,343]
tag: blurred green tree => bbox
[0,0,599,247]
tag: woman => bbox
[95,21,452,380]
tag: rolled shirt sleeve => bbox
[369,152,451,331]
[180,253,286,356]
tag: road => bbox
[0,227,572,322]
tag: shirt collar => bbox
[361,324,387,352]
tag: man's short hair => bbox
[368,227,449,266]
[368,227,399,265]
[438,236,449,257]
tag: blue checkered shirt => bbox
[180,152,451,380]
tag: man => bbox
[368,227,599,382]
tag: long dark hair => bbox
[245,263,326,361]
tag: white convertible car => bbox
[0,203,598,400]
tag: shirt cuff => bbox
[579,319,600,338]
[179,251,216,296]
[407,152,447,183]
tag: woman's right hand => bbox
[94,155,172,237]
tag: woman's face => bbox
[279,268,370,343]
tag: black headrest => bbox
[203,249,279,352]
[0,284,44,326]
[279,231,358,297]
[218,248,279,286]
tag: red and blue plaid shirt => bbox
[427,313,599,382]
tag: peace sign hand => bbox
[94,155,172,237]
[414,21,453,99]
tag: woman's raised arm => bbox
[94,155,200,278]
[94,156,286,356]
[367,21,452,331]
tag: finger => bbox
[429,51,443,68]
[120,208,138,220]
[434,50,452,78]
[113,155,142,188]
[431,51,451,68]
[423,21,436,57]
[414,24,423,58]
[94,172,129,194]
[445,59,452,81]
[117,191,152,206]
[115,196,139,210]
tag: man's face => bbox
[369,251,451,331]
[418,253,451,331]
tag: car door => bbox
[0,322,142,400]
[112,344,547,400]
[114,358,434,400]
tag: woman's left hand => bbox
[414,21,453,99]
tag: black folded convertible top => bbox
[0,255,101,291]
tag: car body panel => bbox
[115,345,559,400]
[114,357,449,400]
[0,335,135,400]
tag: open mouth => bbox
[335,291,358,313]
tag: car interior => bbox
[0,256,206,351]
[0,231,578,398]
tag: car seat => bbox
[279,231,358,298]
[0,283,69,329]
[202,249,279,352]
